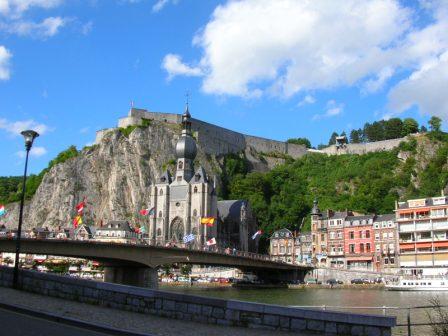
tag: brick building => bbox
[343,215,375,271]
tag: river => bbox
[162,285,448,335]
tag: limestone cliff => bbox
[1,121,274,229]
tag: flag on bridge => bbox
[75,200,85,214]
[183,233,195,244]
[140,207,155,216]
[251,230,263,240]
[0,205,6,217]
[206,237,216,246]
[201,217,215,226]
[73,215,82,228]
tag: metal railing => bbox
[0,233,311,267]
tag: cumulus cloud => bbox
[312,100,344,120]
[162,0,448,118]
[16,146,47,158]
[388,50,448,119]
[0,45,12,80]
[162,54,202,80]
[0,118,51,136]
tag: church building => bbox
[148,105,258,252]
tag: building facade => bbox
[373,214,398,272]
[344,215,375,271]
[269,229,312,265]
[397,195,448,276]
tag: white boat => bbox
[386,277,448,291]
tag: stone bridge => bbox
[0,239,312,288]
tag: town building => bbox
[269,228,312,265]
[373,214,398,272]
[327,211,350,269]
[149,105,258,252]
[344,215,375,271]
[74,224,96,241]
[396,195,448,276]
[311,200,327,266]
[95,220,137,243]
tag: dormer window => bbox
[178,161,183,169]
[195,174,201,182]
[161,177,166,182]
[194,186,198,193]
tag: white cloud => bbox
[162,0,448,118]
[297,94,316,107]
[0,118,51,136]
[388,50,448,120]
[0,45,12,80]
[80,126,89,134]
[3,16,66,38]
[0,0,63,18]
[162,54,202,80]
[16,146,47,158]
[312,100,344,120]
[152,0,178,13]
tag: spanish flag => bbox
[73,215,83,228]
[201,217,215,226]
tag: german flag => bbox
[200,217,215,226]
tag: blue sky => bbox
[0,0,447,176]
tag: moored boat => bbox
[386,277,448,291]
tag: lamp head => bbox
[21,130,39,151]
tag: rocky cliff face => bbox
[1,121,274,230]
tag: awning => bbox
[415,208,430,213]
[434,241,448,248]
[399,243,415,250]
[415,242,432,248]
[397,209,415,214]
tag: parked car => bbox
[305,278,322,285]
[326,278,343,285]
[373,277,384,284]
[351,278,365,284]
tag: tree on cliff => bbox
[429,116,442,132]
[402,118,419,135]
[287,137,312,148]
[350,129,362,143]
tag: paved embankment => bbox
[0,287,297,336]
[0,267,395,336]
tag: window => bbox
[366,230,370,238]
[384,258,389,264]
[193,209,197,217]
[349,231,354,239]
[158,211,162,218]
[360,243,365,253]
[337,231,343,239]
[194,186,198,193]
[374,223,379,229]
[388,221,394,228]
[329,232,336,239]
[321,234,325,241]
[383,232,388,239]
[359,231,363,239]
[349,244,355,253]
[366,243,371,252]
[390,257,395,264]
[160,189,163,196]
[376,244,380,252]
[388,232,394,239]
[178,161,183,169]
[375,233,380,240]
[381,221,387,228]
[177,176,182,181]
[376,255,380,262]
[280,246,286,254]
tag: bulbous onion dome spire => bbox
[311,198,321,216]
[175,103,197,160]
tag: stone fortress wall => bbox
[95,107,408,158]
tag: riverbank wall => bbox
[309,268,398,283]
[0,267,395,335]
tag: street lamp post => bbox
[13,130,39,289]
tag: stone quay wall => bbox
[0,267,395,335]
[309,268,400,284]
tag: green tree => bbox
[429,116,442,132]
[328,132,339,146]
[350,129,361,143]
[384,118,403,139]
[420,125,428,133]
[402,118,419,136]
[287,137,311,148]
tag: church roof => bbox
[217,200,247,222]
[99,220,133,232]
[158,170,172,184]
[192,166,208,183]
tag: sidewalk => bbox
[0,287,303,336]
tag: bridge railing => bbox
[0,233,311,267]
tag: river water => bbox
[162,285,448,335]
